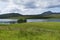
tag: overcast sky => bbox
[0,0,60,15]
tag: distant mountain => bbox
[0,11,60,19]
[0,13,22,18]
[38,11,60,18]
[40,11,53,16]
[40,11,60,16]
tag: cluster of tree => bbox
[17,18,26,23]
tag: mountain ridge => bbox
[0,13,22,18]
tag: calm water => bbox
[0,19,60,24]
[0,19,18,24]
[27,19,60,22]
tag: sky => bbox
[0,0,60,15]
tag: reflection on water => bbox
[0,19,60,24]
[27,19,60,22]
[0,19,18,24]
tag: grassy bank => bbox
[0,22,60,40]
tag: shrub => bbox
[17,18,26,23]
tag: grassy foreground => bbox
[0,22,60,40]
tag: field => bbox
[0,22,60,40]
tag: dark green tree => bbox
[17,18,26,23]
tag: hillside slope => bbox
[0,13,22,18]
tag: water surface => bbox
[0,19,18,24]
[27,19,60,22]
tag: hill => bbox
[0,11,60,19]
[0,13,22,18]
[39,11,60,18]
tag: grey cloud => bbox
[23,0,60,9]
[9,8,21,13]
[24,2,37,9]
[0,0,8,2]
[13,0,38,9]
[47,5,60,8]
[0,0,60,15]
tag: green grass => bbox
[0,22,60,40]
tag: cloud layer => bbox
[0,0,60,15]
